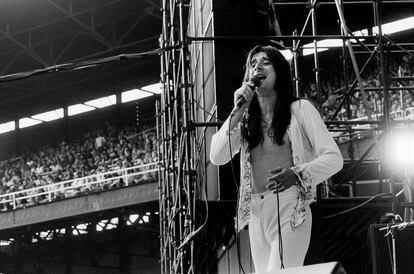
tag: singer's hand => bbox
[265,167,297,193]
[233,82,255,109]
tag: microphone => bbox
[230,74,266,116]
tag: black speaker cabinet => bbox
[370,223,414,274]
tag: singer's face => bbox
[249,52,276,92]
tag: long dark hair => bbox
[240,45,298,149]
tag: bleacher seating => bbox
[0,122,159,211]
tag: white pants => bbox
[249,188,312,273]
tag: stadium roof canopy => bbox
[0,0,413,124]
[0,0,162,123]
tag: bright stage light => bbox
[384,127,414,171]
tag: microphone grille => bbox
[250,74,266,87]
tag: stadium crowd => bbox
[0,122,158,210]
[0,53,413,210]
[302,53,414,121]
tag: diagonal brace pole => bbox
[334,0,374,122]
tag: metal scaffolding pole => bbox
[159,0,194,273]
[159,0,414,272]
[310,0,322,103]
[292,30,301,97]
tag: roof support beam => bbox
[0,25,49,67]
[0,0,123,45]
[47,0,114,49]
[116,15,146,47]
[54,32,82,64]
[1,52,21,75]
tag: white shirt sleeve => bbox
[292,100,343,188]
[209,117,243,166]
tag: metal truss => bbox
[0,0,160,73]
[158,0,414,273]
[158,0,196,273]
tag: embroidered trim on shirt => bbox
[288,166,313,229]
[290,186,307,229]
[236,147,253,231]
[291,165,313,199]
[236,186,251,231]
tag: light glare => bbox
[385,128,414,171]
[127,214,139,225]
[31,109,64,122]
[141,83,162,94]
[280,49,293,61]
[121,89,152,103]
[68,104,95,116]
[0,121,15,133]
[85,95,116,108]
[19,118,42,128]
[373,16,414,35]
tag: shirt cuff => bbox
[290,166,312,196]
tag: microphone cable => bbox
[275,186,285,269]
[228,113,246,274]
[229,108,285,271]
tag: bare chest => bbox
[250,132,293,193]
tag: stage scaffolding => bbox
[157,0,414,273]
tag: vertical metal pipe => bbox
[160,2,165,272]
[159,2,166,273]
[373,0,390,128]
[160,0,176,272]
[338,0,356,196]
[156,97,165,273]
[167,1,181,272]
[339,1,350,121]
[292,30,301,97]
[178,0,193,271]
[335,0,373,123]
[373,0,397,228]
[310,0,322,103]
[392,233,397,274]
[398,67,405,120]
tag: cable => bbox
[177,108,215,254]
[228,113,246,274]
[177,179,209,251]
[0,46,177,82]
[275,187,285,269]
[167,132,186,248]
[385,225,395,272]
[323,193,391,219]
[228,115,241,201]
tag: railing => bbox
[332,107,414,141]
[126,127,156,141]
[0,156,23,167]
[0,162,159,211]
